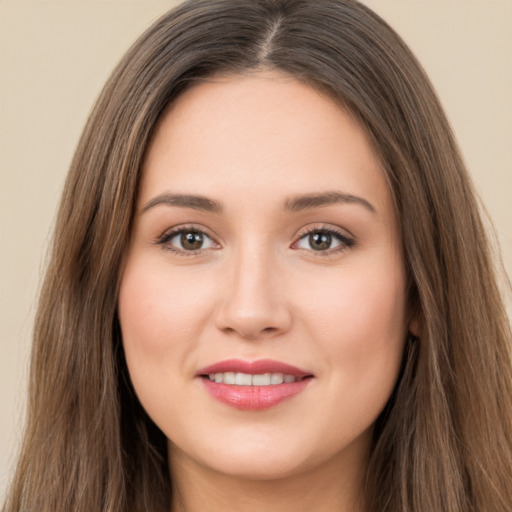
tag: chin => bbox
[168,426,367,483]
[200,452,312,481]
[171,438,300,478]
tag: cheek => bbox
[299,261,407,342]
[295,255,407,402]
[119,259,207,347]
[117,257,217,429]
[117,257,215,395]
[343,276,406,415]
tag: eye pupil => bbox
[309,232,331,251]
[181,231,204,250]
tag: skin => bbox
[118,70,412,512]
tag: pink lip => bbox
[197,358,311,377]
[197,359,313,411]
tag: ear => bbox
[405,280,422,338]
[408,313,422,338]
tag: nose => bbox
[214,246,292,340]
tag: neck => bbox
[168,443,368,512]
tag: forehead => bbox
[140,70,392,220]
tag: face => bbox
[118,71,409,483]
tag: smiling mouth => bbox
[198,359,314,410]
[203,372,308,386]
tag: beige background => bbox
[1,0,510,500]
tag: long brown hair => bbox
[4,1,511,510]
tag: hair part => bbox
[4,1,512,511]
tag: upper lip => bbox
[197,358,312,377]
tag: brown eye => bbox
[181,231,205,250]
[309,232,332,251]
[160,228,217,254]
[294,228,354,254]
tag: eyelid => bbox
[154,222,355,257]
[291,224,356,255]
[155,224,221,255]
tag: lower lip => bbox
[201,378,311,410]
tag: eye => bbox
[158,227,218,254]
[293,227,354,254]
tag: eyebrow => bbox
[283,191,376,215]
[142,193,223,214]
[142,190,376,216]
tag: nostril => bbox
[214,288,293,340]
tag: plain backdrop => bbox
[1,0,511,500]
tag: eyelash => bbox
[293,225,355,256]
[156,224,355,257]
[156,224,218,256]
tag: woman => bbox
[4,0,512,511]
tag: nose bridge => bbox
[216,238,291,339]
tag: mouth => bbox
[197,359,314,410]
[204,372,306,386]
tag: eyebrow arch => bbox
[142,193,223,214]
[283,191,376,215]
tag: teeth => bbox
[270,373,284,384]
[224,372,235,385]
[235,372,252,385]
[252,373,272,385]
[207,372,300,386]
